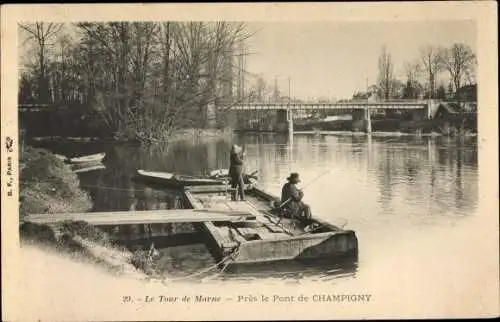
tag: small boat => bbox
[55,152,106,164]
[182,185,358,267]
[69,152,106,164]
[72,163,106,174]
[136,169,229,188]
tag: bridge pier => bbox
[276,109,293,134]
[287,109,294,135]
[426,100,440,119]
[351,109,371,133]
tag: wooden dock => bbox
[21,184,358,267]
[22,209,256,226]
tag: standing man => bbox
[280,172,312,222]
[229,144,246,201]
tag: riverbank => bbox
[19,147,151,280]
[293,130,477,137]
[292,117,477,136]
[28,128,233,145]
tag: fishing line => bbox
[279,167,334,209]
[23,179,177,194]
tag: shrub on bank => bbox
[19,146,93,218]
[130,249,163,276]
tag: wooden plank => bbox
[236,227,259,240]
[195,209,249,216]
[186,185,255,193]
[24,209,249,219]
[185,185,233,193]
[263,223,285,233]
[24,215,256,226]
[23,209,256,226]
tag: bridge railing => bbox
[230,101,429,110]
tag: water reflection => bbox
[29,133,478,282]
[215,259,358,283]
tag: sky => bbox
[243,21,476,100]
[18,20,476,100]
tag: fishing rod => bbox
[276,168,333,230]
[274,167,334,227]
[278,167,334,209]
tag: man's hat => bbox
[287,172,300,182]
[231,144,242,153]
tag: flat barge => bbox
[182,185,358,266]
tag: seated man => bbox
[280,172,312,222]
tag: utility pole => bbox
[288,77,291,105]
[274,76,278,102]
[241,43,245,101]
[237,40,245,101]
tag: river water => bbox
[31,133,482,286]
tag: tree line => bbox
[352,43,477,101]
[18,22,253,144]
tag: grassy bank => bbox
[19,147,149,279]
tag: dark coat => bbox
[229,151,244,182]
[281,182,304,203]
[281,182,308,217]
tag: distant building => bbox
[367,92,378,102]
[434,102,477,120]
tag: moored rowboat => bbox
[182,185,358,266]
[55,152,106,164]
[136,169,228,188]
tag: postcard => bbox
[1,2,498,321]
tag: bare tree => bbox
[438,43,476,96]
[419,45,441,99]
[404,62,421,86]
[402,61,422,99]
[377,45,394,100]
[19,22,64,103]
[19,21,254,144]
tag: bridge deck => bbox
[231,102,427,110]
